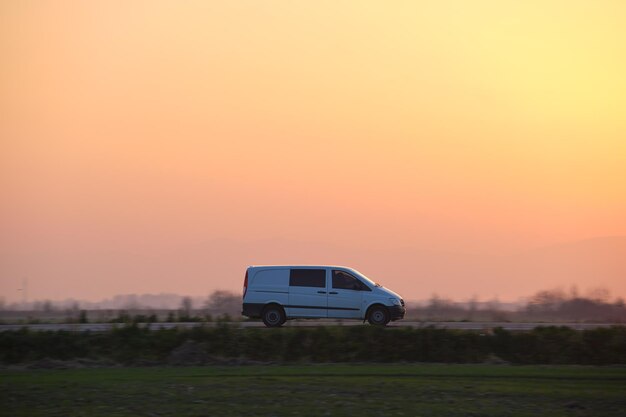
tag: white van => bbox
[242,265,405,327]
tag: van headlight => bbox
[390,298,401,306]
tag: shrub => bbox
[0,325,624,365]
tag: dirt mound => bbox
[167,340,211,365]
[22,357,118,369]
[166,340,270,366]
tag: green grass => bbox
[2,364,625,417]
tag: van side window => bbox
[332,270,370,291]
[289,269,326,288]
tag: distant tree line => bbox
[2,287,625,324]
[407,288,626,323]
[0,291,243,324]
[523,288,624,322]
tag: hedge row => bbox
[1,325,625,365]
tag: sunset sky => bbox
[1,1,625,303]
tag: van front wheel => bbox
[262,305,285,328]
[367,306,390,326]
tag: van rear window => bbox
[289,269,326,288]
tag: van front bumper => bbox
[242,303,264,318]
[389,305,406,321]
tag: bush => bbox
[0,325,624,365]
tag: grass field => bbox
[2,364,625,417]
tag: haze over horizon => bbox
[2,2,625,303]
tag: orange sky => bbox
[1,1,625,303]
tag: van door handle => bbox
[317,291,326,294]
[329,291,338,295]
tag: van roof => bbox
[247,265,353,270]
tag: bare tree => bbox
[467,295,479,320]
[204,290,240,316]
[180,296,193,317]
[42,300,54,312]
[586,287,611,303]
[526,289,566,314]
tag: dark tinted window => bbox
[332,270,369,291]
[289,269,326,288]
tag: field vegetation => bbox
[2,364,625,417]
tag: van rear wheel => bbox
[262,305,285,328]
[367,306,390,326]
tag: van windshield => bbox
[349,269,381,287]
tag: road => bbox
[0,321,620,332]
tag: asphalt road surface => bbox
[0,321,620,332]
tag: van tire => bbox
[367,305,390,326]
[262,304,285,328]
